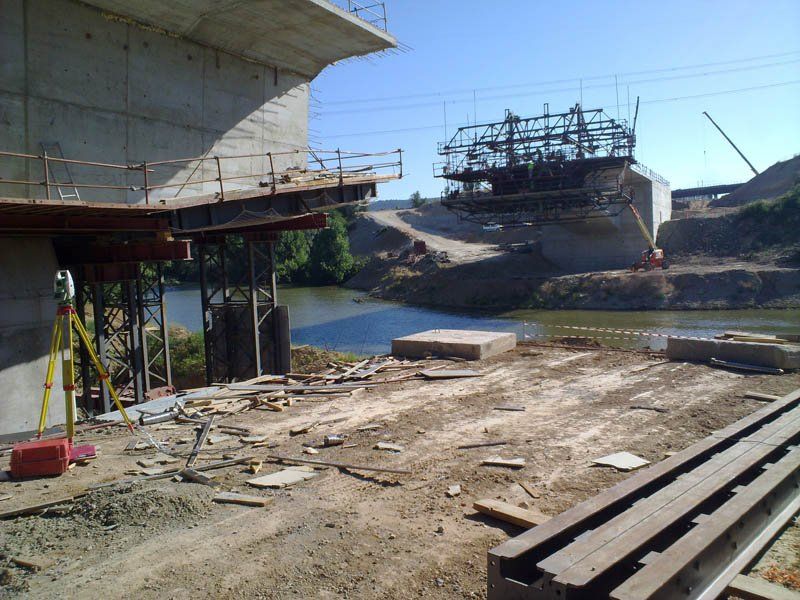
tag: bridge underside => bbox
[0,175,386,416]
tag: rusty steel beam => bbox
[58,240,191,264]
[0,214,169,232]
[487,387,800,600]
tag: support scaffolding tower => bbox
[198,233,289,385]
[435,103,638,227]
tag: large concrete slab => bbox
[79,0,397,78]
[392,329,517,361]
[666,337,800,370]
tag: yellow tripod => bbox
[38,271,135,438]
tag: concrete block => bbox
[666,337,800,370]
[391,329,516,361]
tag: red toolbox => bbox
[10,438,72,478]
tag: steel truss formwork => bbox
[487,387,800,600]
[198,234,287,385]
[73,264,172,412]
[435,104,638,227]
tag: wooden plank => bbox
[268,454,411,475]
[473,499,547,528]
[0,494,86,520]
[725,574,800,600]
[225,383,373,392]
[213,492,273,507]
[420,369,480,379]
[457,440,508,450]
[745,391,782,402]
[482,456,526,468]
[519,481,540,499]
[10,556,55,571]
[88,456,254,489]
[186,416,214,468]
[178,468,219,488]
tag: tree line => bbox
[162,209,364,287]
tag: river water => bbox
[164,285,800,356]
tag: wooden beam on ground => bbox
[473,499,548,529]
[0,494,86,520]
[268,454,411,475]
[186,416,214,468]
[725,574,800,600]
[213,492,273,507]
[745,391,782,402]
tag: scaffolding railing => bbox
[345,0,388,30]
[0,147,403,205]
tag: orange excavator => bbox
[627,201,669,272]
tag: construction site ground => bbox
[1,344,799,599]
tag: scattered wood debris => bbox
[493,405,525,412]
[247,466,318,489]
[213,492,273,507]
[629,405,669,413]
[481,456,526,469]
[744,391,782,402]
[419,369,480,379]
[473,499,547,528]
[592,451,650,471]
[375,441,404,452]
[457,440,508,450]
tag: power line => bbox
[322,49,800,106]
[319,58,800,116]
[320,79,800,139]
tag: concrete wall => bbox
[0,0,310,204]
[538,169,672,273]
[0,237,66,437]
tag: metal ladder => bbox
[40,142,80,201]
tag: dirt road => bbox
[366,210,502,263]
[1,345,798,599]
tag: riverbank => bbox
[346,253,800,311]
[347,187,800,311]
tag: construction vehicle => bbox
[627,201,669,272]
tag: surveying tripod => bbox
[37,270,135,438]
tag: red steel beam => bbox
[0,214,170,232]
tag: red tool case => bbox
[10,438,72,478]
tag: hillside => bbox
[710,155,800,207]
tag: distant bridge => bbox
[671,183,743,199]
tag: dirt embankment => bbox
[709,155,800,207]
[348,189,800,311]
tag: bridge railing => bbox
[0,147,403,205]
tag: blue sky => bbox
[314,0,800,200]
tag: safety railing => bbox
[345,0,387,30]
[631,162,670,187]
[0,147,403,205]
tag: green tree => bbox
[410,190,425,208]
[275,230,312,282]
[307,211,355,284]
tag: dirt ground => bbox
[1,344,799,599]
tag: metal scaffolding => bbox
[73,264,172,413]
[198,234,280,385]
[435,103,638,226]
